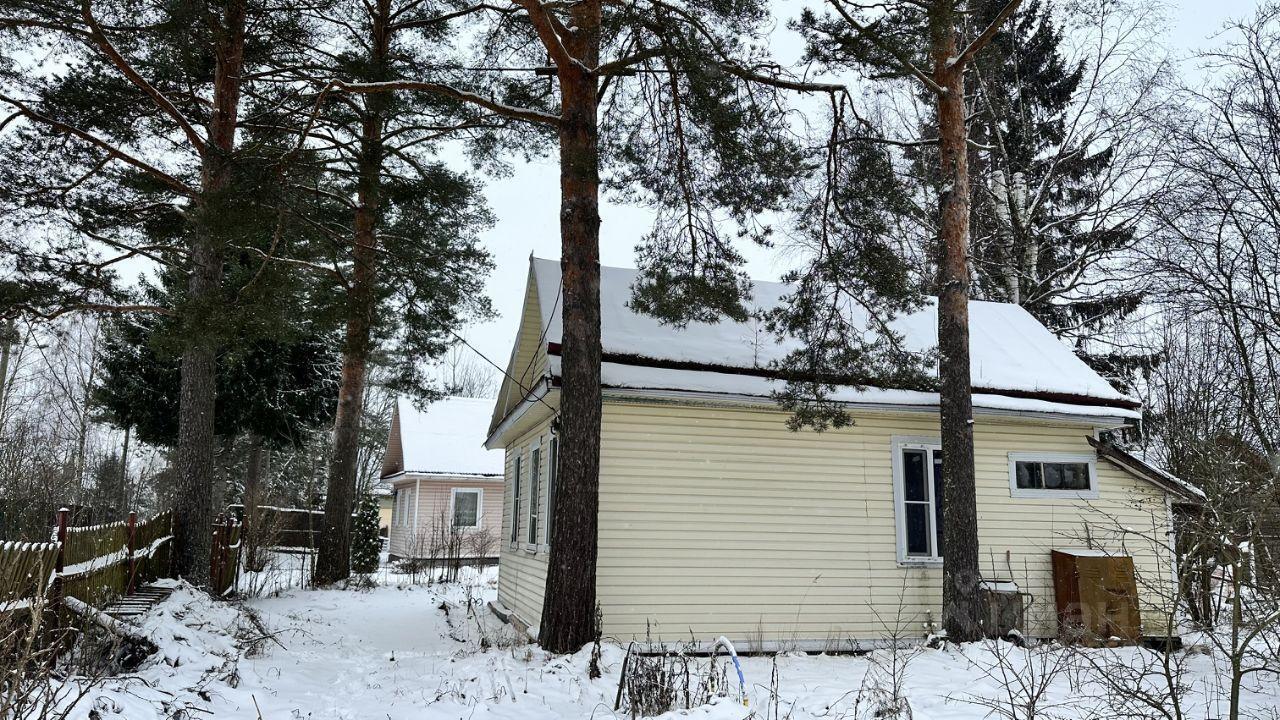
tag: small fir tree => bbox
[350,492,381,574]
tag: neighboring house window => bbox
[528,444,542,546]
[510,453,522,544]
[452,488,482,529]
[893,437,943,563]
[546,436,558,544]
[1008,453,1098,499]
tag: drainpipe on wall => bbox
[412,477,422,559]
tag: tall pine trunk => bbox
[932,7,985,642]
[314,0,388,586]
[173,0,246,586]
[539,0,603,654]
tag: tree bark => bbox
[313,0,388,586]
[172,0,246,586]
[243,433,265,569]
[932,7,986,642]
[539,0,603,655]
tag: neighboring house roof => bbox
[517,258,1138,421]
[1088,437,1205,505]
[380,396,503,479]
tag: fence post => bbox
[211,513,223,595]
[222,515,235,594]
[126,510,138,594]
[51,507,68,606]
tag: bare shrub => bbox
[0,596,117,720]
[617,626,733,718]
[954,639,1074,720]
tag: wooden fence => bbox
[0,541,60,607]
[228,504,326,551]
[0,510,175,609]
[57,510,175,606]
[210,513,241,596]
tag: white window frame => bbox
[525,439,542,553]
[1007,452,1099,500]
[510,451,523,548]
[450,487,483,530]
[891,435,944,567]
[544,435,558,553]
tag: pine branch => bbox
[646,0,848,94]
[332,80,559,127]
[948,0,1023,71]
[389,2,513,31]
[512,0,590,76]
[17,303,175,322]
[80,0,208,156]
[0,94,197,197]
[826,0,946,95]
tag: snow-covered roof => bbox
[529,258,1137,416]
[384,396,503,478]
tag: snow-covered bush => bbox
[350,492,380,574]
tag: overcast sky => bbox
[455,0,1263,382]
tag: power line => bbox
[444,325,558,416]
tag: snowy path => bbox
[52,561,1280,720]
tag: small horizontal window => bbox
[1009,453,1097,498]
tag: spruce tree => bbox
[350,491,381,575]
[966,0,1150,383]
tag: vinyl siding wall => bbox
[585,400,1173,646]
[387,475,503,559]
[496,416,556,628]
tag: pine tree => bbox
[242,0,496,586]
[796,0,1024,641]
[350,491,381,575]
[0,0,313,585]
[328,0,843,652]
[968,0,1148,381]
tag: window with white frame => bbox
[451,488,482,529]
[1008,452,1098,498]
[893,437,944,562]
[546,436,558,544]
[393,489,405,527]
[527,443,542,546]
[510,453,522,544]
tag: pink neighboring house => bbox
[381,396,504,562]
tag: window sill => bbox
[1009,489,1099,500]
[898,557,943,568]
[522,543,539,555]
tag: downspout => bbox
[412,477,422,558]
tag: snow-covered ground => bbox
[46,554,1280,719]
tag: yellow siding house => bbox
[485,258,1199,649]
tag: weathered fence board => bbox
[0,541,59,605]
